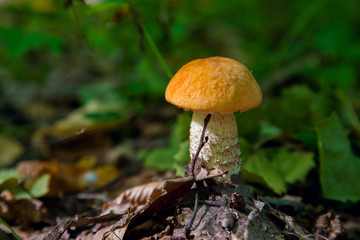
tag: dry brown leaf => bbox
[44,218,72,240]
[16,160,121,195]
[56,171,226,239]
[109,169,227,210]
[75,212,136,240]
[316,212,344,240]
[71,212,124,228]
[114,181,167,207]
[0,197,46,228]
[104,176,195,213]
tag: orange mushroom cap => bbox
[165,57,262,113]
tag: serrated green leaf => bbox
[29,174,50,198]
[317,112,360,202]
[271,149,315,184]
[244,149,315,194]
[244,152,287,194]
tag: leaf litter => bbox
[43,169,226,240]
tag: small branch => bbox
[185,191,199,237]
[187,114,212,177]
[184,114,211,237]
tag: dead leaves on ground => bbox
[16,159,121,196]
[45,169,226,240]
[0,194,46,228]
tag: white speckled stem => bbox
[190,112,241,178]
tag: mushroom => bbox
[165,57,262,179]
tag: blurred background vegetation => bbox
[0,0,359,211]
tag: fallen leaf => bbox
[0,197,46,228]
[16,160,121,195]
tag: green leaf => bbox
[335,91,360,136]
[0,169,31,199]
[244,152,286,194]
[271,149,315,184]
[317,112,360,202]
[0,170,49,198]
[29,174,50,198]
[144,147,178,171]
[243,149,315,194]
[0,169,21,185]
[0,177,32,199]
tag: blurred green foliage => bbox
[317,113,360,202]
[142,112,191,174]
[0,0,359,203]
[244,149,315,194]
[0,169,50,198]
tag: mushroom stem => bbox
[188,114,211,176]
[190,112,241,178]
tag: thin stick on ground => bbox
[185,191,199,236]
[188,113,212,177]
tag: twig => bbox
[188,114,212,177]
[204,200,221,207]
[45,218,73,240]
[185,191,199,236]
[184,114,211,237]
